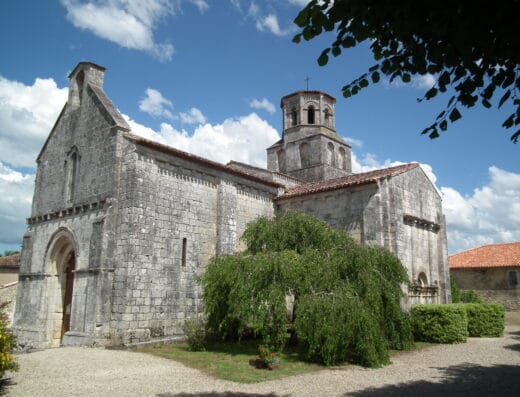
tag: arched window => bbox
[291,109,298,126]
[307,106,315,124]
[65,147,80,202]
[299,142,311,168]
[327,142,335,167]
[418,272,428,287]
[76,70,85,104]
[324,108,332,128]
[338,147,347,170]
[277,149,287,173]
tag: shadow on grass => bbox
[0,377,16,396]
[158,393,281,397]
[346,363,520,397]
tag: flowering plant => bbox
[258,345,279,369]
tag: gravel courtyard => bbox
[2,323,519,397]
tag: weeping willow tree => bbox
[201,211,413,367]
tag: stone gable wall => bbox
[33,85,120,216]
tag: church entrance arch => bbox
[45,228,77,347]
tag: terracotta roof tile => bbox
[0,253,20,270]
[449,242,520,269]
[276,163,419,201]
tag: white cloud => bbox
[256,14,294,36]
[249,98,276,114]
[0,76,68,168]
[288,0,310,6]
[190,0,209,12]
[385,73,436,90]
[139,88,175,119]
[441,166,520,253]
[61,0,175,61]
[125,112,280,167]
[0,162,34,246]
[412,74,436,89]
[343,136,363,148]
[179,107,206,124]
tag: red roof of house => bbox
[0,253,20,270]
[276,162,419,201]
[449,242,520,269]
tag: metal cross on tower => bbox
[305,76,311,90]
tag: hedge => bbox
[411,304,468,343]
[464,303,504,337]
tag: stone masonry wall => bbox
[13,76,125,349]
[389,168,449,304]
[451,267,520,310]
[111,141,276,344]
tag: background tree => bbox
[293,0,520,142]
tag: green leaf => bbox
[498,90,511,109]
[341,36,356,48]
[402,73,411,83]
[332,46,341,57]
[502,114,514,129]
[292,34,302,44]
[294,10,310,27]
[368,65,379,72]
[449,108,462,122]
[425,87,438,100]
[482,98,492,108]
[439,120,448,131]
[429,129,440,139]
[511,128,520,143]
[343,88,352,98]
[371,72,380,83]
[318,49,330,66]
[438,71,450,87]
[359,78,369,88]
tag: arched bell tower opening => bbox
[44,228,77,347]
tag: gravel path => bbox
[3,326,520,397]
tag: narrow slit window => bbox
[181,238,187,267]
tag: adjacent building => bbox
[450,242,520,310]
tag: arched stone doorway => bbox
[45,229,77,347]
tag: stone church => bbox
[13,62,450,349]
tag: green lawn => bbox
[137,340,325,383]
[137,340,437,384]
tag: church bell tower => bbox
[267,91,352,182]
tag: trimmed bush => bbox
[464,303,504,337]
[412,304,468,343]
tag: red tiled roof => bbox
[276,163,419,201]
[0,253,21,270]
[449,242,520,269]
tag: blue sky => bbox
[0,0,518,255]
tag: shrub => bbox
[459,290,483,303]
[412,304,468,343]
[201,211,413,367]
[295,291,389,367]
[464,303,504,337]
[0,301,17,376]
[182,318,207,351]
[450,277,460,303]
